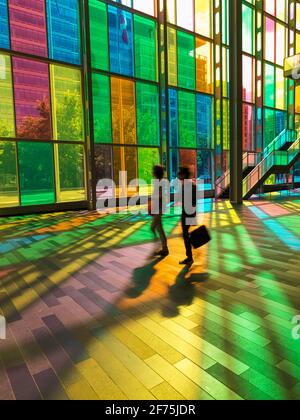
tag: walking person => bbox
[150,165,169,257]
[178,166,197,265]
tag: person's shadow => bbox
[162,267,209,318]
[126,257,165,299]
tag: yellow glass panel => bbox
[111,77,136,145]
[54,143,87,203]
[167,27,177,86]
[223,99,230,151]
[296,33,300,55]
[295,86,300,114]
[50,64,84,141]
[0,54,15,137]
[222,47,229,97]
[195,0,212,38]
[276,68,286,110]
[0,141,19,208]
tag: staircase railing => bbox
[243,137,300,198]
[215,129,297,198]
[263,129,297,158]
[215,152,260,197]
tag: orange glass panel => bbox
[113,146,138,197]
[111,77,136,145]
[196,37,214,94]
[180,149,197,179]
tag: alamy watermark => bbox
[96,173,205,226]
[0,315,6,340]
[292,316,300,341]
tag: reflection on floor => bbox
[0,193,300,400]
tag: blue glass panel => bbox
[196,94,213,149]
[197,151,213,190]
[108,5,134,77]
[294,160,300,183]
[168,89,178,147]
[170,149,179,182]
[257,107,262,150]
[0,0,10,49]
[46,0,81,65]
[112,0,132,7]
[275,110,287,136]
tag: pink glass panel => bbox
[9,0,48,57]
[265,17,275,63]
[243,55,254,103]
[13,57,51,140]
[243,104,254,152]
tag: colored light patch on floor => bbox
[0,197,300,400]
[248,206,269,219]
[256,204,291,217]
[263,220,300,251]
[277,215,300,237]
[0,235,51,254]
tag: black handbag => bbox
[190,225,211,249]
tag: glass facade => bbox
[0,0,300,213]
[242,0,300,186]
[90,0,160,199]
[0,0,86,209]
[166,0,228,191]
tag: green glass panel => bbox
[264,108,276,146]
[136,82,160,146]
[18,142,55,206]
[223,99,230,150]
[56,144,86,202]
[177,31,195,90]
[222,0,229,45]
[264,64,275,108]
[138,147,160,184]
[134,15,157,81]
[50,65,84,141]
[0,54,15,137]
[0,141,19,207]
[92,73,112,143]
[242,4,254,54]
[178,90,196,148]
[89,0,109,70]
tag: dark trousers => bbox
[151,215,168,251]
[181,215,193,259]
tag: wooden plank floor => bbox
[0,193,300,400]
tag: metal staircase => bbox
[215,129,296,198]
[243,134,300,199]
[215,152,260,198]
[215,54,300,200]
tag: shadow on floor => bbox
[126,256,165,299]
[162,267,209,318]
